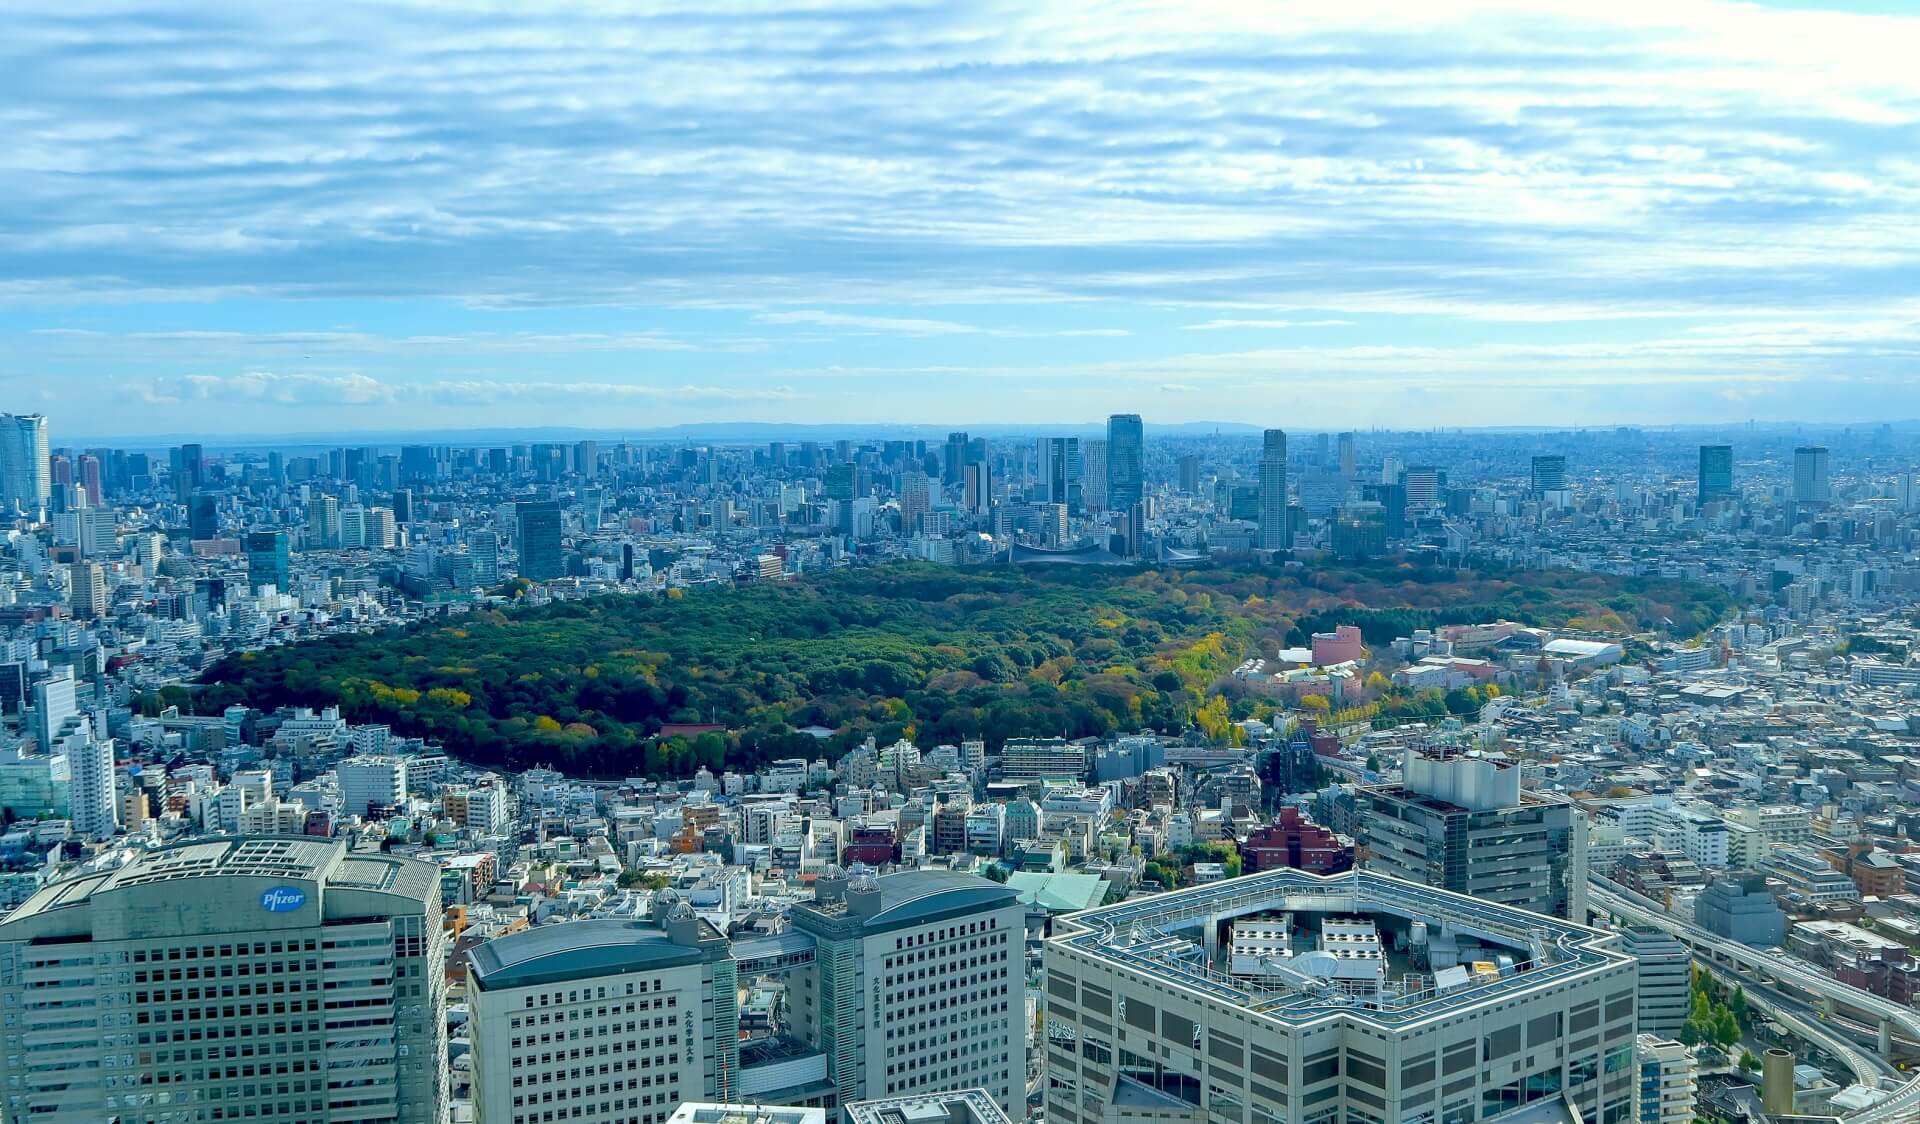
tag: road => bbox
[1590,876,1920,1123]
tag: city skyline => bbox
[8,1,1920,434]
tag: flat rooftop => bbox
[1049,868,1627,1030]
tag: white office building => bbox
[337,755,409,819]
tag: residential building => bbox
[1258,428,1287,551]
[1635,1035,1695,1124]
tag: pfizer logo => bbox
[259,886,307,912]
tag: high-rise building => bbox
[899,471,932,532]
[468,528,502,585]
[188,491,220,540]
[30,668,78,756]
[1176,454,1200,495]
[1043,867,1642,1124]
[1359,747,1588,919]
[0,413,51,513]
[516,499,565,580]
[1330,502,1387,560]
[59,718,118,840]
[172,441,204,500]
[1619,927,1689,1038]
[0,837,448,1124]
[77,453,102,505]
[1038,437,1081,511]
[1696,445,1733,505]
[1258,428,1288,550]
[1793,445,1831,507]
[1635,1035,1696,1124]
[1082,439,1108,512]
[791,869,1023,1116]
[246,529,291,594]
[1530,454,1567,498]
[943,431,970,486]
[963,461,994,516]
[66,561,106,621]
[336,755,409,819]
[1105,414,1143,512]
[1337,430,1356,479]
[1402,465,1442,509]
[307,493,340,548]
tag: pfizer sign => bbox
[259,886,307,913]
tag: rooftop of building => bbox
[1049,867,1629,1032]
[467,918,707,991]
[790,867,1018,937]
[844,1089,1012,1124]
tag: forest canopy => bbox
[196,561,1730,776]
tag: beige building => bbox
[0,836,447,1124]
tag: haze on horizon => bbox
[6,0,1920,436]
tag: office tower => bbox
[1359,747,1588,919]
[339,504,368,548]
[1635,1035,1696,1124]
[1082,439,1108,511]
[30,669,78,755]
[186,491,219,540]
[943,431,969,486]
[77,453,102,505]
[1105,414,1143,511]
[392,486,414,524]
[825,462,858,502]
[468,896,741,1122]
[0,413,50,512]
[899,471,931,532]
[516,499,565,580]
[307,493,340,548]
[1618,927,1688,1038]
[1258,428,1288,550]
[66,561,106,621]
[336,755,408,819]
[0,837,447,1124]
[791,869,1023,1116]
[468,528,502,585]
[0,739,70,820]
[1044,867,1641,1124]
[1402,465,1442,508]
[963,461,993,516]
[1297,470,1345,517]
[1696,445,1733,505]
[1337,430,1356,478]
[1038,436,1081,511]
[246,529,291,594]
[1330,502,1387,560]
[575,438,599,478]
[1902,470,1919,513]
[172,441,204,500]
[1792,445,1831,507]
[59,718,118,840]
[76,506,116,558]
[1530,454,1567,498]
[1176,454,1200,494]
[365,505,397,549]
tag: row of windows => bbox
[134,941,319,963]
[513,1075,679,1102]
[134,961,317,984]
[509,996,673,1029]
[135,980,318,1003]
[519,978,665,1010]
[511,1056,678,1084]
[892,917,1003,952]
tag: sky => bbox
[4,0,1920,440]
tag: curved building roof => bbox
[794,869,1018,938]
[468,919,705,991]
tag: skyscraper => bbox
[0,413,50,512]
[1258,428,1288,550]
[1697,444,1734,505]
[172,441,204,501]
[943,431,970,485]
[899,470,931,531]
[1105,413,1143,511]
[1081,438,1107,512]
[1038,436,1081,511]
[1793,445,1831,507]
[963,461,993,516]
[1176,453,1200,494]
[1530,453,1567,498]
[59,717,118,840]
[189,491,220,540]
[1337,430,1356,478]
[0,837,448,1124]
[246,528,291,594]
[516,498,565,580]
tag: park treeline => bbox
[191,561,1729,776]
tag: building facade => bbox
[0,836,446,1124]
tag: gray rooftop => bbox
[468,919,705,991]
[791,869,1018,937]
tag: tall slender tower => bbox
[1105,414,1143,511]
[1258,428,1288,550]
[0,414,50,513]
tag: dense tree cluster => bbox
[195,561,1727,777]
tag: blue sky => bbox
[4,0,1920,438]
